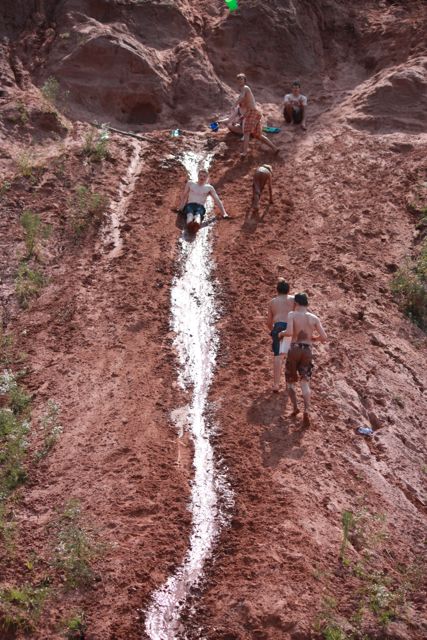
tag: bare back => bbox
[239,85,257,114]
[254,166,271,189]
[269,295,295,325]
[288,310,320,344]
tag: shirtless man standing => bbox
[281,292,327,426]
[178,168,228,232]
[266,279,295,392]
[252,164,273,212]
[236,73,279,159]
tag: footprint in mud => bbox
[247,391,287,426]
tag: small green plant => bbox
[0,584,49,632]
[68,185,108,236]
[0,369,31,416]
[63,611,86,639]
[0,331,14,366]
[35,400,62,461]
[20,210,51,259]
[0,408,30,493]
[17,101,29,124]
[15,262,45,308]
[391,240,427,331]
[322,626,348,640]
[0,180,11,197]
[340,510,355,562]
[54,499,104,589]
[17,152,34,178]
[41,76,60,104]
[314,597,349,640]
[83,127,110,162]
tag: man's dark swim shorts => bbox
[183,203,206,220]
[285,343,313,383]
[271,321,287,356]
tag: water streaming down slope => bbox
[145,151,230,639]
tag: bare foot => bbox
[290,408,300,417]
[303,412,311,428]
[273,386,280,393]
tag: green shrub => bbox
[35,400,62,461]
[17,152,34,178]
[0,408,29,493]
[83,127,110,162]
[0,180,11,198]
[15,263,45,308]
[54,499,105,589]
[41,76,60,104]
[392,241,427,331]
[69,185,108,236]
[0,584,49,633]
[63,612,86,639]
[20,210,51,259]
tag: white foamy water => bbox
[144,151,230,639]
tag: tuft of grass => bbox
[35,400,62,461]
[68,185,108,237]
[17,152,34,178]
[41,76,60,104]
[15,262,45,308]
[20,210,51,259]
[54,499,105,589]
[0,408,30,493]
[17,101,29,124]
[0,584,49,633]
[0,331,14,367]
[0,369,31,417]
[0,180,11,198]
[314,597,349,640]
[391,240,427,331]
[339,510,355,563]
[63,611,86,639]
[83,127,110,162]
[322,626,348,640]
[0,371,32,554]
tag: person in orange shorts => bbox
[280,293,328,427]
[236,73,279,159]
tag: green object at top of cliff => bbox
[225,0,238,12]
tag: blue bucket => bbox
[209,122,219,132]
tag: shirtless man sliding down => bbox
[281,292,327,427]
[178,168,228,232]
[252,164,273,212]
[236,73,279,159]
[267,279,295,392]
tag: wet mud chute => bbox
[145,150,231,639]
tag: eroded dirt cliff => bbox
[0,1,426,639]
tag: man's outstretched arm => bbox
[210,187,228,217]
